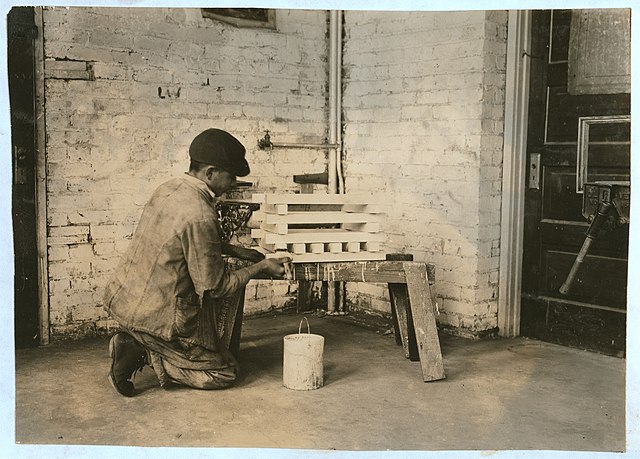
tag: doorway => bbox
[520,10,630,356]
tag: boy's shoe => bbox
[108,332,147,397]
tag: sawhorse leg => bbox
[389,282,419,360]
[389,263,445,382]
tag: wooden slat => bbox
[389,283,411,358]
[267,251,386,264]
[261,203,288,215]
[260,203,385,215]
[386,254,414,354]
[251,228,385,244]
[263,211,383,224]
[260,222,289,235]
[257,193,377,205]
[404,263,446,382]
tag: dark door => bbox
[9,7,40,348]
[520,10,630,357]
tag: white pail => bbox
[283,317,324,390]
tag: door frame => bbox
[498,10,532,337]
[34,6,49,345]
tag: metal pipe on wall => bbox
[335,10,346,314]
[328,10,345,314]
[328,9,340,196]
[327,10,342,193]
[335,10,344,196]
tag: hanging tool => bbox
[559,181,630,295]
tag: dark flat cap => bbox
[189,128,250,177]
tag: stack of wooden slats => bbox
[251,193,386,263]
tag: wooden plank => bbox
[388,283,412,358]
[259,193,377,205]
[403,263,445,382]
[261,203,288,215]
[252,228,385,244]
[260,203,383,215]
[267,251,386,264]
[260,222,288,235]
[291,261,409,283]
[386,254,413,353]
[263,211,383,225]
[293,172,329,185]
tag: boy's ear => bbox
[205,166,217,179]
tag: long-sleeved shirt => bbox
[103,174,253,350]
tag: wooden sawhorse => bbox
[292,260,445,382]
[227,260,445,382]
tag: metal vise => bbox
[559,181,630,295]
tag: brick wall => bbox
[42,7,509,340]
[341,11,508,335]
[43,7,328,338]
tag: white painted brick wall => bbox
[43,7,328,338]
[342,11,507,335]
[42,7,508,339]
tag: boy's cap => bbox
[189,128,249,177]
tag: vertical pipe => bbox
[334,11,346,314]
[34,6,50,345]
[328,10,339,195]
[336,10,345,196]
[327,10,340,314]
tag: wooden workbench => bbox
[226,260,446,382]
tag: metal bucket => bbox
[283,317,324,390]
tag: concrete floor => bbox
[14,312,625,452]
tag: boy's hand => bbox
[261,257,292,278]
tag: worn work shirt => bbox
[103,174,253,351]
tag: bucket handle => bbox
[298,316,311,334]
